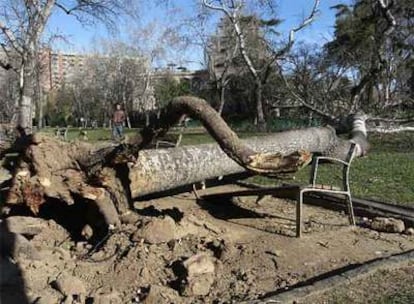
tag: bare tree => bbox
[205,19,239,115]
[202,0,320,130]
[0,0,136,132]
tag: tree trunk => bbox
[145,112,150,126]
[217,85,226,116]
[37,89,43,129]
[255,82,266,132]
[122,97,132,129]
[4,96,368,234]
[130,126,360,198]
[18,64,33,131]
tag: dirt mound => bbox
[1,185,414,303]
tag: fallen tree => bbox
[2,96,369,239]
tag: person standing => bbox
[112,103,126,141]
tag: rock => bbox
[183,273,215,297]
[143,285,181,304]
[370,217,405,233]
[81,224,94,240]
[183,253,215,277]
[405,227,414,235]
[181,253,216,296]
[52,274,86,296]
[132,216,176,244]
[4,216,48,236]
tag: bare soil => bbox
[1,184,414,304]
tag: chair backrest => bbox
[343,142,357,191]
[309,142,357,191]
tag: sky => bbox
[46,0,351,70]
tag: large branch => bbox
[0,21,24,55]
[140,96,312,175]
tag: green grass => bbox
[40,127,414,206]
[41,127,140,142]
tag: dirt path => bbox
[1,185,414,303]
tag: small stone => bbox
[183,274,215,297]
[52,274,86,296]
[405,227,414,235]
[81,224,93,240]
[183,253,215,278]
[132,216,176,244]
[370,217,405,233]
[181,253,216,297]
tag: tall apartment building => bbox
[39,49,87,92]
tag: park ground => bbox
[1,128,413,303]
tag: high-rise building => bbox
[38,49,87,91]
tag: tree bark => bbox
[217,85,226,116]
[255,81,266,131]
[130,125,361,198]
[18,62,34,131]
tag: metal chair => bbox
[296,143,357,237]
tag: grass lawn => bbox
[41,127,414,206]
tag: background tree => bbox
[202,0,320,131]
[325,0,413,120]
[0,0,136,131]
[44,40,148,128]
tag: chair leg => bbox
[296,191,303,237]
[346,193,355,226]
